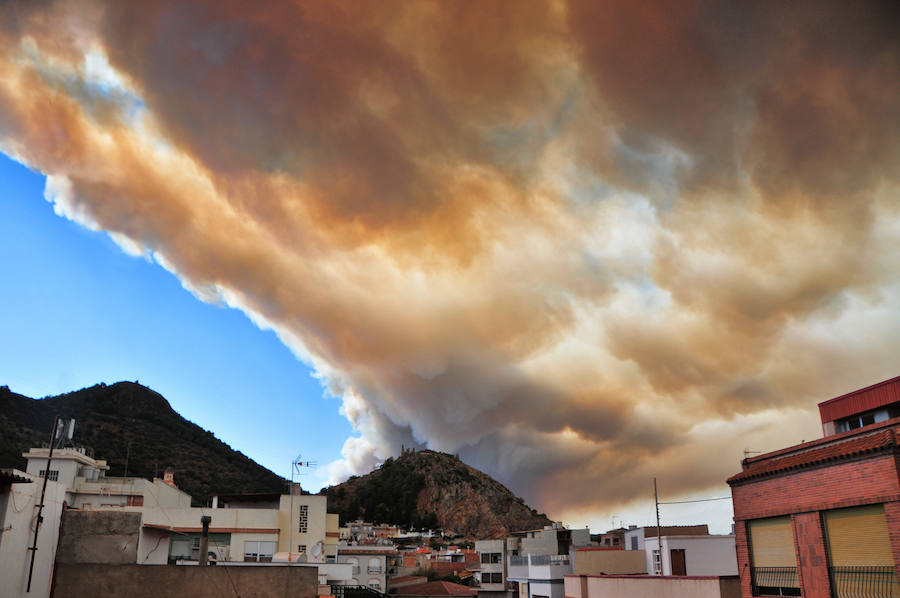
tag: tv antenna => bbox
[288,453,317,563]
[743,448,762,459]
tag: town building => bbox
[621,525,736,577]
[0,469,68,598]
[594,527,627,548]
[21,446,192,509]
[622,524,709,554]
[476,524,592,598]
[728,374,900,598]
[337,545,401,591]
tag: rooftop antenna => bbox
[743,448,762,460]
[288,453,317,563]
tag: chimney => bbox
[163,467,176,487]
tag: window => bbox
[188,533,231,560]
[652,550,661,575]
[244,540,276,562]
[630,536,638,550]
[39,470,59,481]
[298,544,307,553]
[298,504,309,533]
[482,573,502,584]
[825,505,899,598]
[748,516,800,596]
[480,552,501,564]
[837,407,897,432]
[369,580,381,589]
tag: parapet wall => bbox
[53,563,318,598]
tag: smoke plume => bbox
[2,0,899,523]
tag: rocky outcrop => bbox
[323,449,551,538]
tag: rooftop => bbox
[728,418,900,485]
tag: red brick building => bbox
[728,375,900,598]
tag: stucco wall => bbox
[565,574,739,598]
[53,563,318,598]
[574,549,647,575]
[56,510,141,564]
[0,474,67,598]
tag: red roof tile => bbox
[728,425,898,484]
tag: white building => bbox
[639,534,737,577]
[477,525,592,598]
[22,447,192,510]
[0,469,68,598]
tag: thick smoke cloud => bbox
[1,0,899,525]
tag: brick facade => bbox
[729,421,900,598]
[792,512,830,598]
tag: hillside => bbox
[323,449,552,538]
[0,382,285,503]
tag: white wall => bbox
[0,473,67,598]
[664,535,737,576]
[565,574,731,598]
[642,535,737,576]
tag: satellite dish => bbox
[311,541,324,563]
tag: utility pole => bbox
[27,416,73,592]
[654,477,662,576]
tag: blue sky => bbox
[0,152,351,490]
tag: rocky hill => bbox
[0,382,285,503]
[323,449,552,538]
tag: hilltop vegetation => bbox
[0,382,285,503]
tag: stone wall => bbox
[52,563,318,598]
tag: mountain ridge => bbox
[0,381,286,503]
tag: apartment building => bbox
[21,447,192,509]
[476,525,592,598]
[337,546,401,591]
[728,375,900,598]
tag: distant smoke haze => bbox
[1,0,899,524]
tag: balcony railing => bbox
[367,567,383,575]
[829,566,899,598]
[751,567,801,597]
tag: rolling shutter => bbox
[749,516,797,567]
[824,505,893,566]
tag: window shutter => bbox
[825,505,893,566]
[749,517,796,567]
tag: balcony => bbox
[507,555,572,581]
[367,567,383,575]
[751,567,800,597]
[829,566,899,598]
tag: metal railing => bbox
[367,567,382,575]
[751,567,801,596]
[829,566,899,598]
[333,585,388,598]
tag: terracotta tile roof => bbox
[728,425,899,484]
[393,581,477,596]
[389,576,428,585]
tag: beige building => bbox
[337,546,401,591]
[22,447,192,510]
